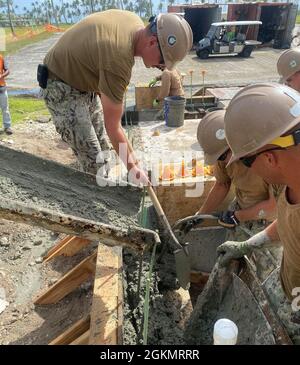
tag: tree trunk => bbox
[149,0,153,16]
[6,0,16,37]
[50,0,59,26]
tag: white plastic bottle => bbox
[213,319,238,345]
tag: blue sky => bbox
[13,0,172,13]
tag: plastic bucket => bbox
[164,96,186,127]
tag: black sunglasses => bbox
[149,16,165,65]
[218,149,230,162]
[239,147,285,168]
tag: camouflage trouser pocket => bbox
[43,80,108,175]
[263,268,300,343]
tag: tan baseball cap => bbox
[277,48,300,83]
[224,83,300,165]
[196,109,228,165]
[157,13,193,71]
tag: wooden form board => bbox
[49,316,91,345]
[89,244,123,345]
[47,244,123,345]
[155,178,235,225]
[135,85,163,111]
[44,235,91,262]
[35,251,97,305]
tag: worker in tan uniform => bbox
[39,10,193,181]
[217,83,300,343]
[277,48,300,92]
[196,109,280,281]
[149,68,185,107]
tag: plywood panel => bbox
[135,86,163,111]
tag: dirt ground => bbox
[0,118,96,345]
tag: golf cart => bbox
[196,21,262,59]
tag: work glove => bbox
[218,210,240,229]
[148,78,157,87]
[217,240,253,267]
[153,98,159,108]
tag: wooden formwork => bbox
[155,178,235,226]
[40,242,124,345]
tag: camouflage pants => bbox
[263,268,300,344]
[42,80,110,175]
[226,200,282,283]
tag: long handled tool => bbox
[173,213,219,234]
[188,69,194,111]
[147,186,190,289]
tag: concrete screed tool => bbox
[147,186,191,290]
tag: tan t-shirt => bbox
[277,186,300,301]
[44,10,144,103]
[157,69,184,100]
[214,160,270,209]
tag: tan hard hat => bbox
[277,48,300,83]
[224,83,300,165]
[157,13,193,71]
[197,109,228,165]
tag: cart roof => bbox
[212,21,262,26]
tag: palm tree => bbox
[50,0,59,25]
[6,0,16,37]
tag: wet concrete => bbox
[184,262,276,345]
[0,145,141,230]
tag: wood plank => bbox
[34,251,97,305]
[88,244,123,345]
[49,315,90,345]
[60,238,91,257]
[70,330,90,345]
[155,180,234,225]
[44,235,74,261]
[135,85,163,111]
[44,236,91,262]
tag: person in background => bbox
[0,53,12,135]
[222,26,236,43]
[149,68,185,108]
[277,48,300,92]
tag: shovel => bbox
[173,213,219,235]
[147,186,190,289]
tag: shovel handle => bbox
[173,214,218,231]
[147,186,183,251]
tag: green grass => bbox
[4,31,54,55]
[8,96,49,125]
[297,14,300,24]
[2,25,72,56]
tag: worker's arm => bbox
[217,219,282,267]
[197,181,231,214]
[156,72,171,101]
[101,93,149,185]
[234,192,277,222]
